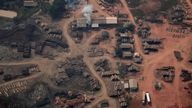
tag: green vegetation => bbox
[49,0,66,19]
[104,0,117,4]
[0,17,13,28]
[130,9,145,18]
[115,47,123,58]
[0,0,23,9]
[116,22,135,33]
[14,7,39,23]
[127,0,141,8]
[116,25,126,33]
[0,0,39,23]
[160,0,179,11]
[123,22,135,32]
[101,31,109,40]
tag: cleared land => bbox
[0,10,17,18]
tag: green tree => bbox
[101,31,109,40]
[115,47,122,58]
[49,0,66,19]
[116,25,126,33]
[105,0,116,4]
[123,22,135,32]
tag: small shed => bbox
[129,79,138,92]
[91,23,99,28]
[106,17,118,24]
[124,83,129,90]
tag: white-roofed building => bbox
[124,83,129,90]
[106,17,118,24]
[91,23,99,28]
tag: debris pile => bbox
[0,64,40,82]
[71,31,84,43]
[0,80,29,97]
[127,64,140,72]
[141,37,163,54]
[28,84,50,107]
[180,69,192,82]
[181,0,192,26]
[115,32,142,64]
[47,29,63,40]
[166,26,190,34]
[0,46,23,61]
[23,43,31,58]
[94,59,111,72]
[54,91,86,108]
[138,23,163,54]
[87,46,104,57]
[96,0,119,16]
[108,81,123,97]
[137,24,151,38]
[35,42,45,55]
[34,17,68,54]
[118,96,128,108]
[99,100,109,108]
[91,36,102,45]
[188,48,192,63]
[188,83,192,94]
[169,5,186,24]
[91,31,110,45]
[118,63,140,77]
[174,51,183,61]
[155,66,175,82]
[53,56,101,91]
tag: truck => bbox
[145,92,151,105]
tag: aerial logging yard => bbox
[0,0,191,108]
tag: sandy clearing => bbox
[0,10,17,18]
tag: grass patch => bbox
[16,7,38,19]
[12,7,39,24]
[0,17,13,28]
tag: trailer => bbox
[145,92,151,104]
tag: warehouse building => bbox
[74,17,118,29]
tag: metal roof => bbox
[129,79,138,89]
[106,17,117,24]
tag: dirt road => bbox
[119,0,136,25]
